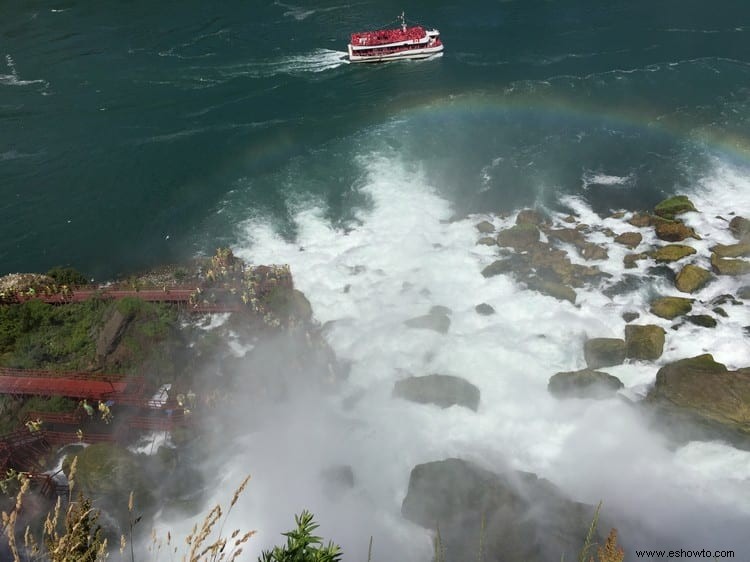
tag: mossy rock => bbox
[583,338,626,369]
[674,264,713,294]
[650,244,696,263]
[625,324,665,360]
[548,369,624,399]
[65,443,153,511]
[614,232,642,249]
[711,242,750,258]
[710,253,750,276]
[650,296,693,319]
[655,221,698,242]
[475,220,495,234]
[653,195,697,220]
[686,315,717,328]
[496,223,540,250]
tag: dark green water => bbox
[1,0,749,278]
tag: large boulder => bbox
[711,253,750,276]
[401,458,594,562]
[674,264,712,294]
[545,228,585,247]
[475,220,495,234]
[496,224,540,250]
[650,296,693,319]
[393,374,480,411]
[515,209,546,226]
[475,303,495,316]
[646,355,750,443]
[653,195,697,220]
[583,338,626,369]
[650,244,696,263]
[711,242,750,258]
[614,231,642,249]
[655,221,698,242]
[548,369,624,399]
[729,216,750,240]
[578,242,608,261]
[625,324,665,360]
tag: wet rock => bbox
[476,236,497,246]
[548,368,624,399]
[578,242,608,261]
[481,259,515,278]
[496,223,540,250]
[516,209,546,226]
[686,315,717,328]
[650,296,693,319]
[711,242,750,258]
[603,274,643,298]
[625,324,665,360]
[475,303,495,315]
[614,231,642,249]
[628,213,655,228]
[675,264,713,294]
[404,310,451,334]
[600,227,616,238]
[622,311,640,323]
[623,253,647,269]
[712,294,741,306]
[545,227,586,246]
[609,211,626,219]
[738,286,750,300]
[525,277,576,304]
[475,220,495,234]
[430,305,452,316]
[655,221,699,242]
[401,458,595,562]
[563,215,577,223]
[713,307,728,318]
[646,355,750,443]
[583,338,626,369]
[710,253,750,276]
[650,244,696,263]
[393,374,480,411]
[653,195,697,220]
[729,216,750,240]
[646,265,676,283]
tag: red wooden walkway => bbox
[0,367,145,401]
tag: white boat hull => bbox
[348,43,444,63]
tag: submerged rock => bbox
[653,195,697,220]
[393,374,480,411]
[729,216,750,240]
[548,368,624,399]
[525,277,576,304]
[481,259,514,278]
[674,264,713,294]
[401,458,594,562]
[625,324,665,360]
[685,314,717,328]
[583,338,626,369]
[738,286,750,300]
[622,311,640,323]
[623,252,647,269]
[404,310,451,334]
[475,303,495,315]
[650,296,693,319]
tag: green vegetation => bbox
[653,195,697,220]
[0,299,107,370]
[45,266,89,287]
[259,511,342,562]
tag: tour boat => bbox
[348,13,443,63]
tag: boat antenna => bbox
[400,11,406,32]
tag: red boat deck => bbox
[351,25,425,47]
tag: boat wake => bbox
[214,49,348,80]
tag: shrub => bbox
[46,267,89,287]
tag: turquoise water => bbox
[2,0,750,278]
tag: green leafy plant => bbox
[259,510,342,562]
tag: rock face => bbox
[496,224,540,250]
[650,296,693,319]
[614,231,642,249]
[393,374,480,411]
[646,355,750,443]
[675,264,713,294]
[653,195,697,220]
[650,244,696,263]
[96,308,134,361]
[401,458,594,562]
[548,369,624,399]
[583,338,626,369]
[655,221,698,242]
[625,324,665,360]
[711,253,750,276]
